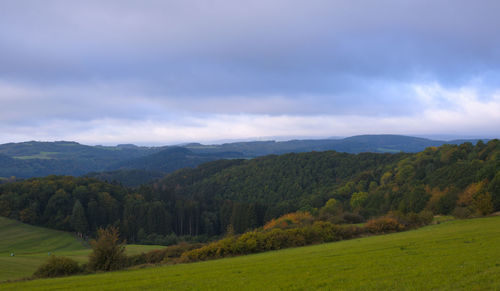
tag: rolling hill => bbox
[0,135,486,185]
[0,216,88,282]
[2,140,499,243]
[0,217,164,282]
[2,216,499,290]
[184,134,452,155]
[0,141,159,178]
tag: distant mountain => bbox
[328,135,444,153]
[185,134,485,156]
[0,135,490,182]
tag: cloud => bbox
[1,82,499,145]
[0,1,500,143]
[2,1,500,86]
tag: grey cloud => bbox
[1,0,500,143]
[2,0,500,85]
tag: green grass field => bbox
[2,216,499,290]
[0,217,89,282]
[0,217,164,282]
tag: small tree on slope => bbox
[88,226,126,271]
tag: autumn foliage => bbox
[263,211,314,230]
[180,221,361,263]
[365,217,403,234]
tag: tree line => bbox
[0,140,499,244]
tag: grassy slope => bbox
[0,217,164,282]
[0,217,88,281]
[3,216,500,290]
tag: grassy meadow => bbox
[0,217,164,282]
[2,215,500,290]
[0,217,89,281]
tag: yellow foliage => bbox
[426,186,447,210]
[380,171,393,186]
[458,181,486,207]
[263,212,314,230]
[457,181,493,216]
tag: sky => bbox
[1,0,500,145]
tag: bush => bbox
[33,256,82,278]
[179,211,436,264]
[138,232,180,246]
[263,211,314,230]
[416,210,434,225]
[161,243,205,263]
[365,217,403,234]
[387,210,433,228]
[452,207,472,219]
[180,222,365,263]
[126,242,205,267]
[342,212,365,224]
[88,226,127,271]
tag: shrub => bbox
[342,212,365,224]
[415,210,434,226]
[179,221,365,263]
[387,210,433,228]
[452,207,472,219]
[138,232,180,246]
[263,211,314,230]
[33,256,82,278]
[88,226,127,271]
[125,242,206,266]
[365,217,403,234]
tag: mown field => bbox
[0,217,163,282]
[2,215,500,290]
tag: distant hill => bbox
[0,141,159,178]
[184,134,485,156]
[107,147,242,172]
[84,169,166,187]
[1,140,499,244]
[0,135,489,182]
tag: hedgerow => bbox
[179,210,434,263]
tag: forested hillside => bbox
[0,135,485,182]
[185,135,448,155]
[0,140,499,245]
[0,141,158,178]
[106,147,242,173]
[84,170,166,187]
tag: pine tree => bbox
[70,200,89,235]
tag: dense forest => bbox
[0,140,499,245]
[0,135,485,182]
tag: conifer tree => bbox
[70,200,89,235]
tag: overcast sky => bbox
[1,0,500,145]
